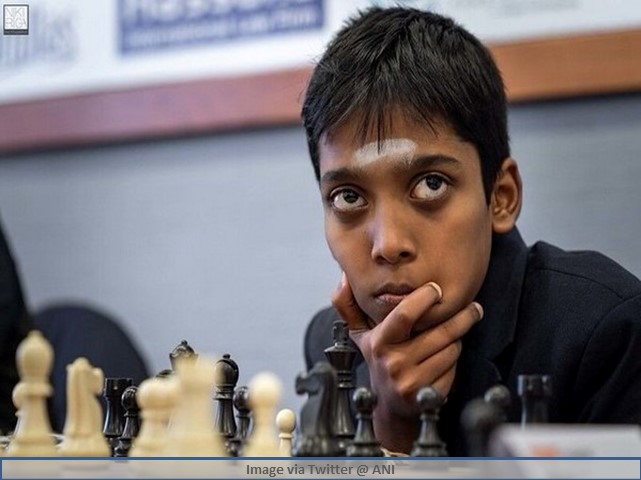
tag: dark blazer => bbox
[304,228,641,455]
[0,218,31,434]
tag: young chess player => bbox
[302,7,641,455]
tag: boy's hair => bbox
[302,6,509,202]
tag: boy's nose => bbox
[369,207,417,265]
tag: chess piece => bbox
[214,354,239,444]
[293,362,341,457]
[114,385,140,457]
[244,372,282,457]
[346,387,383,457]
[461,398,502,457]
[234,385,252,440]
[6,330,57,456]
[518,374,552,425]
[411,386,447,457]
[324,320,357,453]
[484,384,511,423]
[170,340,198,368]
[228,385,251,457]
[165,357,226,456]
[129,377,177,457]
[276,408,296,457]
[156,340,198,377]
[58,358,111,456]
[102,377,132,455]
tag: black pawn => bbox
[227,385,251,457]
[114,385,140,457]
[214,354,239,446]
[484,384,511,423]
[461,398,502,457]
[517,374,552,426]
[411,387,447,457]
[346,387,383,457]
[324,320,357,453]
[102,377,132,455]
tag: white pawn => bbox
[58,358,110,456]
[165,357,226,456]
[129,376,178,457]
[244,372,282,457]
[6,330,57,456]
[276,409,296,457]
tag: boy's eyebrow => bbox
[399,154,463,174]
[320,167,364,186]
[320,154,463,185]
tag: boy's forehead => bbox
[318,118,472,172]
[317,117,486,190]
[320,110,455,151]
[353,138,417,167]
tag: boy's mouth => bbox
[372,283,415,308]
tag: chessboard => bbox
[4,321,635,468]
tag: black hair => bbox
[302,6,509,202]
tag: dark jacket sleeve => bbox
[0,220,31,434]
[574,293,641,424]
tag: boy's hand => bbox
[331,273,483,451]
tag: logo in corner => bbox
[3,4,29,35]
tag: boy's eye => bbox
[411,174,449,201]
[330,189,367,211]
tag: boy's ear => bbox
[490,158,522,234]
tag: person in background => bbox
[0,216,32,434]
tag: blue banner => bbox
[118,0,325,55]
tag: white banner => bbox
[0,0,640,104]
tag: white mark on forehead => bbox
[353,138,418,166]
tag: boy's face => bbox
[318,114,493,330]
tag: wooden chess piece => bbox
[156,340,198,377]
[129,377,177,457]
[293,362,341,457]
[58,358,111,456]
[276,408,296,457]
[518,374,552,425]
[234,385,251,440]
[170,340,198,368]
[228,385,251,457]
[346,387,383,457]
[461,398,502,457]
[102,377,132,455]
[114,385,140,457]
[324,320,357,453]
[6,330,57,456]
[243,372,282,457]
[165,357,226,456]
[411,386,447,457]
[214,353,239,446]
[484,384,511,423]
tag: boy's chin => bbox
[361,300,392,324]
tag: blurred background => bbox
[1,0,640,413]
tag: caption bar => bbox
[1,458,640,479]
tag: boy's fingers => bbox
[376,282,442,345]
[410,301,483,362]
[430,365,457,399]
[331,273,370,342]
